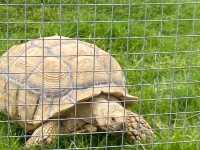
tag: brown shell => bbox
[0,36,138,130]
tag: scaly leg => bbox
[126,110,153,142]
[25,119,84,147]
[25,121,59,147]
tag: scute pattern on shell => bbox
[0,36,137,129]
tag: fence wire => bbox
[0,0,200,150]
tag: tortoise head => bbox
[92,96,126,131]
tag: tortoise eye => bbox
[111,117,116,122]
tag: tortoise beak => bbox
[111,123,124,131]
[100,121,124,132]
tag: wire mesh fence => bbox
[0,0,200,149]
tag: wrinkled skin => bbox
[26,96,153,148]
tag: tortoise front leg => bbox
[126,110,153,142]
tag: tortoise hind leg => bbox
[25,119,96,148]
[25,121,59,147]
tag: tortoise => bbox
[0,36,153,147]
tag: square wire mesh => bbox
[0,0,200,149]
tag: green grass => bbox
[0,0,200,149]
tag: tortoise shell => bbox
[0,36,138,130]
